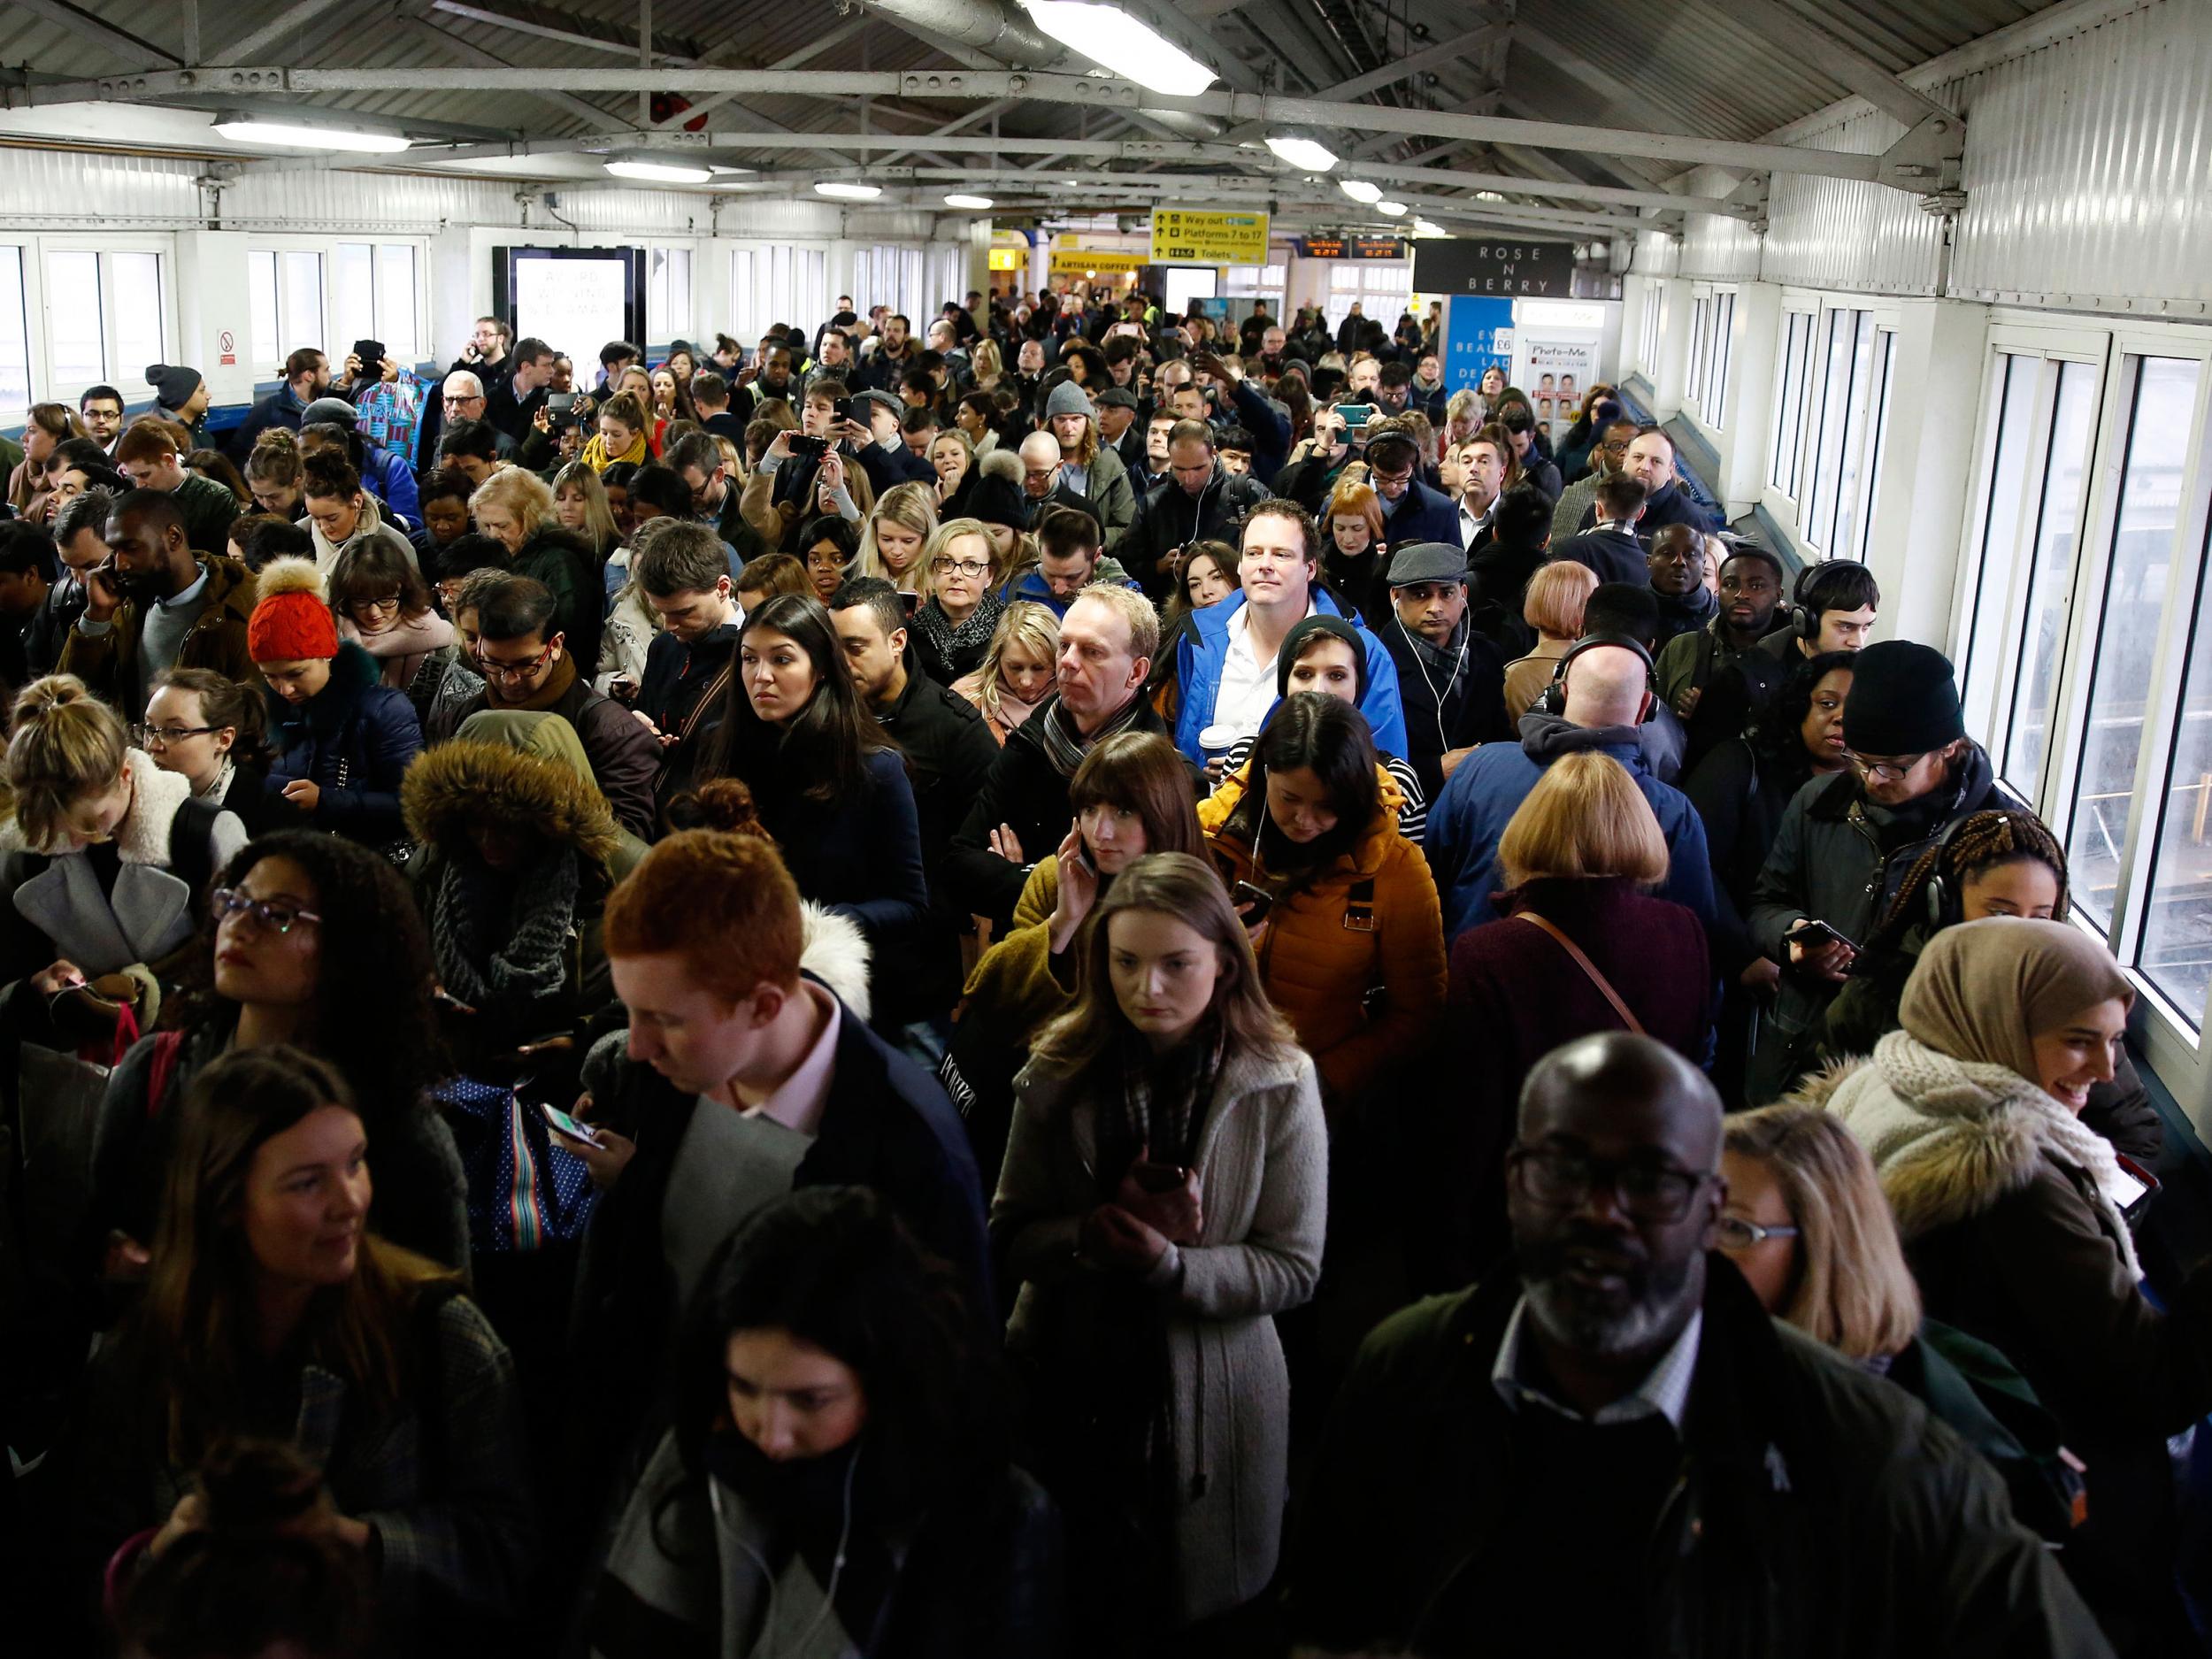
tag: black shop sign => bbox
[1413,239,1575,296]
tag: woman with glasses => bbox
[1428,750,1709,1287]
[139,667,285,839]
[910,517,1003,687]
[1806,919,2212,1652]
[89,830,467,1279]
[248,559,425,849]
[994,851,1325,1650]
[0,675,247,1023]
[331,541,458,703]
[70,1045,527,1654]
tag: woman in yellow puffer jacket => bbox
[1199,691,1446,1108]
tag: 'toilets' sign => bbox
[1413,239,1575,296]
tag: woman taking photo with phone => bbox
[910,516,1003,687]
[994,852,1325,1653]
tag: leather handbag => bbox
[1515,911,1646,1035]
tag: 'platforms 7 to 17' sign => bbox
[1413,239,1575,296]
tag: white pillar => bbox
[1648,279,1692,422]
[172,231,256,411]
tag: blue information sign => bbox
[1441,296,1514,393]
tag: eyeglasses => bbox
[210,887,322,935]
[1847,750,1929,782]
[1715,1216,1801,1252]
[930,557,992,578]
[476,640,557,682]
[1507,1145,1710,1224]
[131,723,217,746]
[350,594,403,616]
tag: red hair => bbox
[602,780,804,999]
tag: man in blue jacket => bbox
[1425,634,1715,939]
[1363,419,1463,550]
[1191,349,1292,482]
[226,347,331,463]
[1170,498,1408,770]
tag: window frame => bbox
[245,232,430,380]
[0,232,178,413]
[1757,290,1901,564]
[1683,283,1738,435]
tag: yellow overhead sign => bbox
[1048,249,1147,277]
[1148,209,1271,266]
[987,247,1025,271]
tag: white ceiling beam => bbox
[403,17,641,133]
[5,0,180,65]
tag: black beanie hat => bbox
[965,473,1030,534]
[1275,613,1369,703]
[1841,639,1964,756]
[146,363,203,408]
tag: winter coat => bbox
[0,749,246,987]
[438,657,661,844]
[1377,613,1515,802]
[1283,1256,2109,1659]
[994,1040,1326,1626]
[1653,580,1719,651]
[1133,469,1270,596]
[637,621,736,817]
[875,664,1002,1020]
[1166,588,1409,768]
[960,858,1079,1044]
[55,553,261,714]
[358,439,421,528]
[1425,710,1717,941]
[308,493,417,578]
[1069,441,1138,556]
[72,1288,533,1655]
[1573,474,1719,537]
[265,640,426,845]
[1655,611,1763,714]
[1685,626,1803,770]
[1376,476,1461,549]
[725,745,930,963]
[589,1431,1062,1659]
[1215,377,1292,481]
[169,472,243,559]
[92,1018,472,1275]
[946,693,1182,935]
[1812,1033,2212,1655]
[225,381,312,462]
[1548,524,1648,588]
[1679,736,1822,976]
[1501,636,1569,723]
[1426,876,1710,1286]
[1199,762,1446,1104]
[1747,744,2017,1100]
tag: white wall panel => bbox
[1673,167,1763,282]
[0,150,202,225]
[1947,0,2212,311]
[1760,104,1946,296]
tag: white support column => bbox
[1861,296,1991,647]
[1717,281,1781,515]
[172,232,256,411]
[1620,272,1652,375]
[1648,279,1693,423]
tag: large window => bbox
[1770,310,1816,497]
[1778,303,1896,561]
[248,249,326,375]
[43,246,168,393]
[2137,502,2212,1018]
[728,245,828,347]
[331,242,419,360]
[1224,260,1286,327]
[1325,261,1412,334]
[0,247,27,422]
[854,245,926,329]
[2067,357,2204,934]
[647,246,692,347]
[1684,288,1735,429]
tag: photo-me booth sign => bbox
[1413,239,1575,297]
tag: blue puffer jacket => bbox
[1425,710,1717,940]
[359,440,421,529]
[1171,588,1409,765]
[265,641,425,845]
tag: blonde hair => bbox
[1523,559,1598,639]
[552,460,619,550]
[4,675,128,852]
[856,481,941,593]
[969,336,1003,388]
[1498,751,1668,888]
[922,515,997,586]
[469,465,554,542]
[1724,1104,1922,1362]
[1066,581,1159,666]
[974,601,1059,724]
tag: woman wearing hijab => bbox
[1808,918,2212,1655]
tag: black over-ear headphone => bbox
[1794,559,1860,644]
[1918,811,1974,927]
[1539,633,1659,723]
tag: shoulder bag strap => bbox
[1515,911,1645,1035]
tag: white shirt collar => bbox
[743,982,841,1138]
[1492,1295,1701,1435]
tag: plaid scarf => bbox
[1098,1018,1226,1192]
[1035,688,1148,780]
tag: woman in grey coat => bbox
[992,851,1326,1652]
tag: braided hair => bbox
[1869,808,2068,954]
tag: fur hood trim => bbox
[0,747,194,862]
[402,738,620,865]
[801,901,872,1022]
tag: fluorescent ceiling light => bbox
[1020,2,1217,96]
[815,180,884,200]
[1413,218,1448,237]
[943,193,995,210]
[213,119,410,153]
[1376,200,1408,217]
[604,159,711,183]
[1339,179,1382,204]
[1264,133,1338,172]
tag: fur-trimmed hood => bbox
[1801,1028,2140,1274]
[402,737,621,867]
[800,902,872,1022]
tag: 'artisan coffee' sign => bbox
[1413,239,1575,296]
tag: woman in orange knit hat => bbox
[248,557,424,847]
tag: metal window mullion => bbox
[1993,357,2067,783]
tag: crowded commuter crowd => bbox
[0,285,2196,1658]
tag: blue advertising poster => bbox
[1442,296,1514,393]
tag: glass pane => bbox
[45,250,105,388]
[647,248,670,344]
[108,253,164,388]
[280,250,325,361]
[1854,331,1898,564]
[374,244,418,358]
[0,247,30,421]
[2067,356,2203,933]
[1710,292,1734,425]
[248,250,280,370]
[2136,506,2212,1022]
[1831,312,1879,557]
[1961,355,2042,736]
[1806,309,1859,550]
[1771,314,1804,493]
[333,243,374,352]
[2001,360,2099,792]
[1687,297,1709,405]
